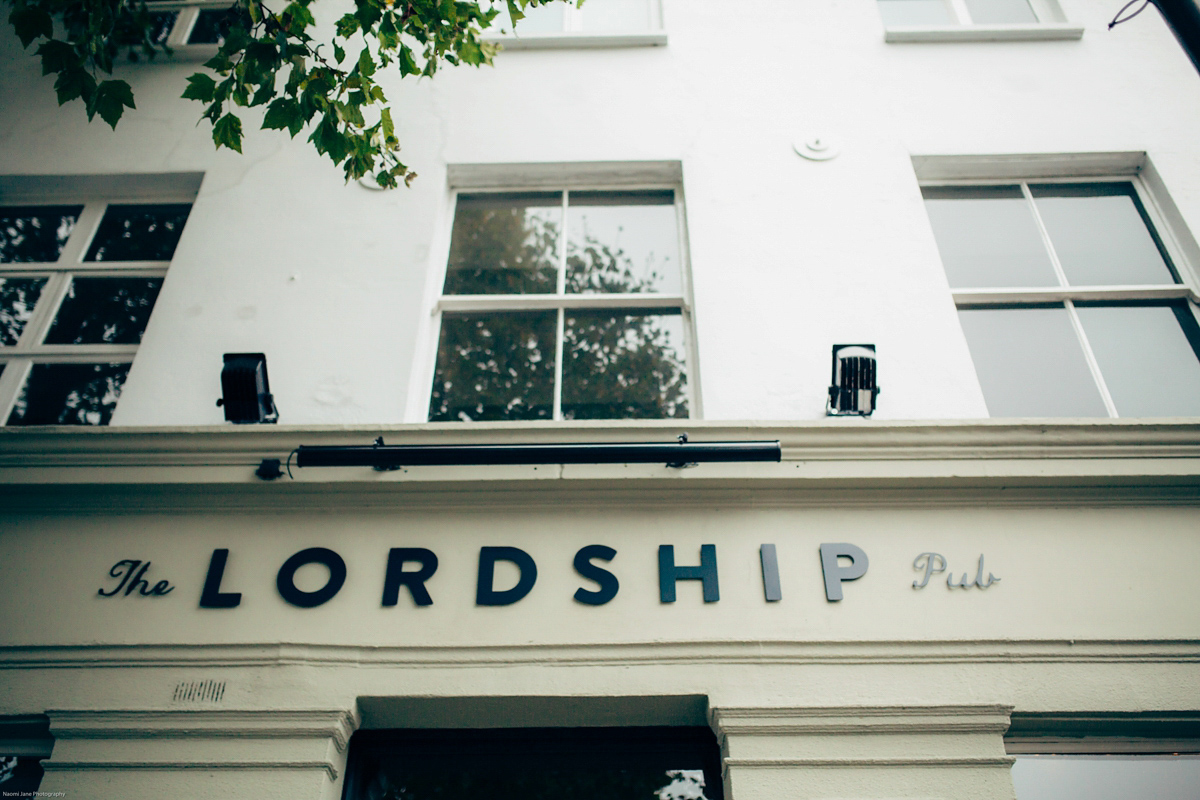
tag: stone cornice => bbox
[0,420,1198,497]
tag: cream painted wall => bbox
[3,1,1196,427]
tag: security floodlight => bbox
[827,344,879,416]
[217,353,278,424]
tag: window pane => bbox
[964,0,1037,23]
[958,307,1109,417]
[1012,756,1200,800]
[1031,185,1176,286]
[84,203,192,262]
[878,0,955,26]
[504,2,564,33]
[345,728,721,800]
[131,11,177,46]
[188,8,248,44]
[562,310,688,419]
[0,205,82,263]
[1076,305,1200,417]
[0,277,48,346]
[7,363,130,426]
[923,187,1059,288]
[566,191,680,294]
[43,277,163,345]
[429,311,556,421]
[445,193,561,295]
[580,0,652,31]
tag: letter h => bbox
[659,544,719,603]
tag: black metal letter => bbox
[97,559,139,598]
[573,545,619,606]
[819,543,869,602]
[382,548,438,607]
[276,547,347,608]
[476,546,537,606]
[658,544,719,603]
[199,549,242,608]
[760,544,782,602]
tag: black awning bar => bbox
[295,439,782,469]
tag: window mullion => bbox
[553,191,569,420]
[1022,182,1071,288]
[946,0,972,23]
[15,273,71,351]
[1065,299,1119,418]
[0,358,32,425]
[58,202,106,266]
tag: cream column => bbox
[39,708,357,800]
[709,705,1016,800]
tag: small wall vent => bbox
[827,344,879,416]
[172,680,226,703]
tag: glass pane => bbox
[1012,755,1200,800]
[43,277,163,345]
[0,277,48,346]
[429,311,556,421]
[877,0,955,26]
[580,0,652,31]
[1031,184,1176,286]
[7,362,130,426]
[562,310,688,419]
[445,193,561,295]
[146,11,178,45]
[566,191,680,294]
[958,307,1109,417]
[504,2,565,33]
[188,8,248,44]
[345,728,721,800]
[924,186,1059,288]
[0,205,82,263]
[84,203,191,261]
[964,0,1037,23]
[1076,305,1200,417]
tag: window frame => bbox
[919,166,1200,419]
[413,172,699,424]
[0,188,194,425]
[880,0,1084,42]
[481,0,667,50]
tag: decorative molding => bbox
[481,31,667,49]
[45,709,357,752]
[723,756,1016,768]
[40,760,340,779]
[0,421,1198,503]
[709,705,1014,737]
[885,23,1083,42]
[3,640,1198,671]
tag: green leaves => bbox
[8,0,571,188]
[213,113,244,153]
[88,79,135,128]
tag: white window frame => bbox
[137,0,238,56]
[880,0,1083,42]
[0,175,199,425]
[408,162,700,423]
[481,0,667,50]
[915,153,1200,419]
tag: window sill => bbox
[482,31,667,50]
[884,23,1084,43]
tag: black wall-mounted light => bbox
[217,353,278,424]
[294,436,781,470]
[827,344,879,416]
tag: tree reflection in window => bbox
[7,363,130,425]
[0,277,48,346]
[343,728,721,800]
[432,190,689,421]
[44,277,163,345]
[85,204,192,262]
[0,206,82,263]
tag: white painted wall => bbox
[2,0,1198,426]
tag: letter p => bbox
[819,543,869,602]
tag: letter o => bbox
[277,547,347,608]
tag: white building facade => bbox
[1,0,1199,798]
